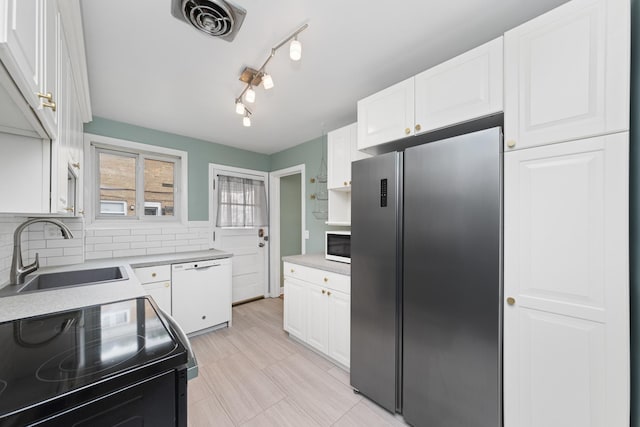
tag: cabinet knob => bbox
[322,289,326,294]
[405,128,411,135]
[327,291,332,296]
[507,140,516,148]
[64,207,74,212]
[151,273,157,278]
[506,297,516,306]
[72,162,80,169]
[349,180,352,185]
[415,124,422,132]
[343,181,348,186]
[290,268,294,273]
[164,283,170,288]
[202,315,206,320]
[323,277,328,282]
[78,209,84,215]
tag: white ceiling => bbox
[80,0,568,155]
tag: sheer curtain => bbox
[216,175,268,227]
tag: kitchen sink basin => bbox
[13,266,128,294]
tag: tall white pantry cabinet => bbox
[503,0,630,426]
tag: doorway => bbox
[269,164,306,297]
[209,164,270,304]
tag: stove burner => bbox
[36,335,149,382]
[0,380,6,396]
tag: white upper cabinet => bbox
[414,37,503,134]
[327,123,353,190]
[0,0,59,138]
[504,0,630,151]
[504,134,629,426]
[357,77,415,150]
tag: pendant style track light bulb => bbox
[290,38,302,61]
[262,73,274,90]
[243,114,251,127]
[245,86,256,103]
[235,100,245,114]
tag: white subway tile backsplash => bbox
[117,249,147,258]
[188,239,209,246]
[85,236,113,245]
[28,248,64,259]
[45,255,83,267]
[147,234,176,242]
[112,235,146,243]
[146,247,176,255]
[93,242,131,252]
[86,251,113,260]
[175,233,198,240]
[130,241,162,249]
[46,238,82,249]
[94,229,130,237]
[63,247,84,256]
[131,228,162,236]
[162,239,189,247]
[175,245,202,253]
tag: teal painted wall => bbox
[270,135,340,254]
[84,117,271,221]
[630,0,639,425]
[280,173,302,285]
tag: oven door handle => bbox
[157,307,199,381]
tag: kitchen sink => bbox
[0,266,129,296]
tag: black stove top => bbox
[0,298,186,420]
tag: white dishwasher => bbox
[171,257,232,335]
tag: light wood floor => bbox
[188,298,408,427]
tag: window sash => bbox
[93,146,180,222]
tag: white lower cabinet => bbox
[504,133,629,426]
[283,262,350,368]
[133,265,172,315]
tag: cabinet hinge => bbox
[213,231,216,241]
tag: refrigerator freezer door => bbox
[350,151,401,413]
[403,127,502,426]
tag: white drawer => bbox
[284,262,350,294]
[134,264,171,284]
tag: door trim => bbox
[269,164,306,298]
[209,163,270,298]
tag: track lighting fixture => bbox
[234,23,308,126]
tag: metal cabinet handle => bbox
[151,273,157,278]
[327,291,332,296]
[42,101,56,112]
[405,128,411,135]
[37,92,53,101]
[290,268,294,273]
[323,277,328,282]
[506,297,516,305]
[507,140,516,148]
[72,162,80,169]
[415,124,422,132]
[322,289,326,294]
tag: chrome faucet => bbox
[10,218,74,285]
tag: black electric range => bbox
[0,297,188,426]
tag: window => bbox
[89,136,186,223]
[216,175,267,227]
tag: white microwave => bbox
[325,231,351,263]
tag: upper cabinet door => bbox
[357,77,414,150]
[504,134,629,427]
[0,0,41,108]
[504,0,630,151]
[39,0,58,136]
[414,37,503,134]
[327,124,352,190]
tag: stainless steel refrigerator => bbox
[350,127,502,427]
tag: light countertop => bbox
[0,249,233,323]
[282,253,350,276]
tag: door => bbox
[414,37,503,133]
[403,128,502,427]
[306,283,328,353]
[504,134,629,427]
[327,124,352,190]
[210,165,269,304]
[504,0,629,151]
[328,289,350,367]
[350,151,401,412]
[357,77,414,150]
[283,277,307,340]
[1,0,41,109]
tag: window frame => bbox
[85,133,188,226]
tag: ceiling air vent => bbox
[171,0,246,42]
